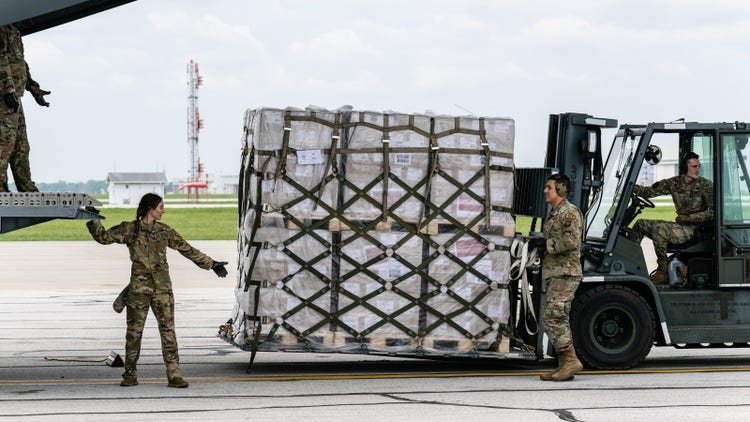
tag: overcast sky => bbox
[18,0,750,182]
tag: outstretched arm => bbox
[167,227,214,269]
[86,220,130,245]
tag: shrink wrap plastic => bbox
[223,106,517,357]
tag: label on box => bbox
[395,153,411,165]
[296,149,323,165]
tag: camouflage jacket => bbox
[541,199,583,278]
[0,25,26,96]
[87,219,214,284]
[637,175,714,223]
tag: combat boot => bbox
[539,355,563,381]
[650,259,669,284]
[168,376,189,388]
[120,376,138,387]
[550,347,583,381]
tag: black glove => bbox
[527,237,546,250]
[3,92,19,112]
[212,261,228,278]
[27,80,50,107]
[85,205,100,215]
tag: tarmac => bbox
[9,239,746,422]
[0,240,238,290]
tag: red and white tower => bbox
[187,59,204,183]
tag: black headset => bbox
[679,152,699,174]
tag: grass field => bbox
[515,204,676,235]
[0,207,239,241]
[0,196,677,241]
[91,193,238,205]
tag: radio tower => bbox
[187,59,203,182]
[186,59,204,201]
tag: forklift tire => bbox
[570,284,655,370]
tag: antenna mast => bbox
[187,59,203,183]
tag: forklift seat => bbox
[666,222,713,254]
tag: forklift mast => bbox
[544,113,618,217]
[513,113,617,220]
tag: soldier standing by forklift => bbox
[632,152,714,284]
[532,173,584,381]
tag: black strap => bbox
[382,113,390,222]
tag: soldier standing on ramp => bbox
[87,193,229,388]
[0,23,50,192]
[530,173,584,381]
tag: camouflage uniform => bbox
[0,24,37,192]
[541,199,583,353]
[9,107,35,191]
[87,219,216,381]
[632,175,714,262]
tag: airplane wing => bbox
[0,0,137,35]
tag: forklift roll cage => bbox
[534,116,750,369]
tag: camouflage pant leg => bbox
[543,275,581,353]
[124,291,152,379]
[9,106,37,192]
[633,219,696,261]
[151,291,180,379]
[0,103,19,192]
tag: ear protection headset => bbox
[679,152,699,174]
[548,174,571,198]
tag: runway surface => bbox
[2,240,750,421]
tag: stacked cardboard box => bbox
[224,106,516,357]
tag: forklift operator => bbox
[631,152,714,284]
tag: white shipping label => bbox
[394,153,411,165]
[296,149,324,165]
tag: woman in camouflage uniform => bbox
[87,193,228,388]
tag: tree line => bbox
[9,180,108,194]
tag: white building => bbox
[168,173,239,194]
[208,173,239,194]
[107,172,167,206]
[637,142,679,185]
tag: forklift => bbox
[518,114,750,369]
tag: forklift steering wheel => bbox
[631,193,655,209]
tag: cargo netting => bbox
[220,106,522,360]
